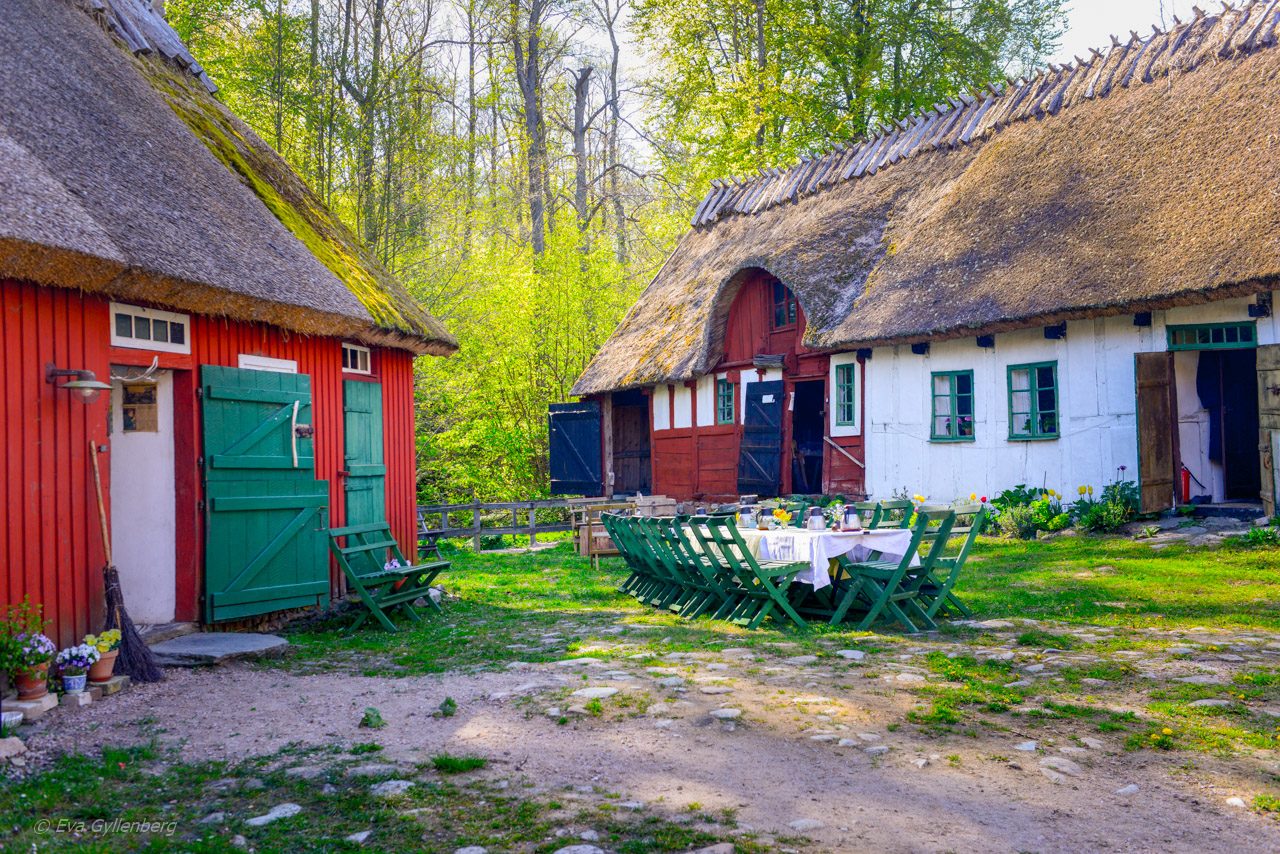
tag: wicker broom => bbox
[90,441,163,683]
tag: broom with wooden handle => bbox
[90,441,163,683]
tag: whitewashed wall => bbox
[863,295,1279,502]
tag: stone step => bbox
[149,633,289,666]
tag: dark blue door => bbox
[738,380,783,497]
[549,401,603,496]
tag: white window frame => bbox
[237,354,297,374]
[110,302,191,355]
[829,352,861,437]
[342,342,372,375]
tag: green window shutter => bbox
[716,378,735,424]
[835,363,857,426]
[1008,361,1059,440]
[931,370,975,441]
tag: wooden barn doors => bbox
[1135,352,1179,513]
[549,401,603,496]
[738,380,784,496]
[200,365,330,622]
[343,380,386,529]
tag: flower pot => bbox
[15,662,49,700]
[62,673,87,694]
[89,649,118,683]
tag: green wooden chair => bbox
[910,505,988,619]
[692,516,810,630]
[828,511,954,631]
[601,513,646,596]
[872,499,915,529]
[852,500,882,528]
[651,518,727,618]
[633,517,688,610]
[328,522,450,632]
[685,517,750,621]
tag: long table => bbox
[738,527,918,590]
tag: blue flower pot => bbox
[62,673,87,694]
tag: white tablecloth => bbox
[738,527,918,591]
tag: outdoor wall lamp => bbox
[45,363,111,403]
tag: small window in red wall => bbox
[342,342,372,374]
[772,281,797,328]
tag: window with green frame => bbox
[835,362,857,426]
[1167,322,1256,351]
[931,371,975,441]
[1008,361,1059,440]
[715,378,735,424]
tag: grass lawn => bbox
[280,534,1280,677]
[0,743,756,853]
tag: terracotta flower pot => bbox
[89,649,118,683]
[15,662,49,700]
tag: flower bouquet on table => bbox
[84,629,121,683]
[771,508,793,529]
[56,643,99,693]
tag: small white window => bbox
[342,343,372,374]
[110,302,190,354]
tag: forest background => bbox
[168,0,1066,501]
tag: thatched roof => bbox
[573,2,1280,396]
[0,0,456,355]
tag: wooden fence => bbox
[416,498,615,553]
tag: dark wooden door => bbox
[1135,352,1179,513]
[343,380,386,528]
[738,380,784,497]
[1257,345,1280,516]
[1216,349,1261,500]
[201,365,329,622]
[549,401,603,496]
[612,401,651,495]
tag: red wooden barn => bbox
[0,0,455,644]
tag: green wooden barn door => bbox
[343,380,386,529]
[201,365,330,622]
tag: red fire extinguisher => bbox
[1180,465,1191,503]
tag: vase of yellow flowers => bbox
[85,629,121,683]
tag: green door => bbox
[201,365,330,622]
[343,380,386,528]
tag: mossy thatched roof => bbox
[573,2,1280,395]
[0,0,455,355]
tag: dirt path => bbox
[23,628,1280,854]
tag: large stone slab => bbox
[150,633,288,666]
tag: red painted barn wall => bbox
[643,270,866,501]
[0,279,110,645]
[1,278,422,642]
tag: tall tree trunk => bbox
[463,0,479,260]
[571,66,592,239]
[512,0,547,256]
[754,0,767,148]
[603,0,628,264]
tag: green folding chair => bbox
[911,505,988,619]
[829,511,954,631]
[692,517,810,629]
[328,523,450,632]
[872,500,915,529]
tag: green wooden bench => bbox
[328,522,450,632]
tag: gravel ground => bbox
[17,619,1280,853]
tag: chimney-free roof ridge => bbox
[691,0,1279,227]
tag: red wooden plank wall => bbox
[379,349,419,561]
[644,269,867,501]
[0,279,110,645]
[1,278,423,641]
